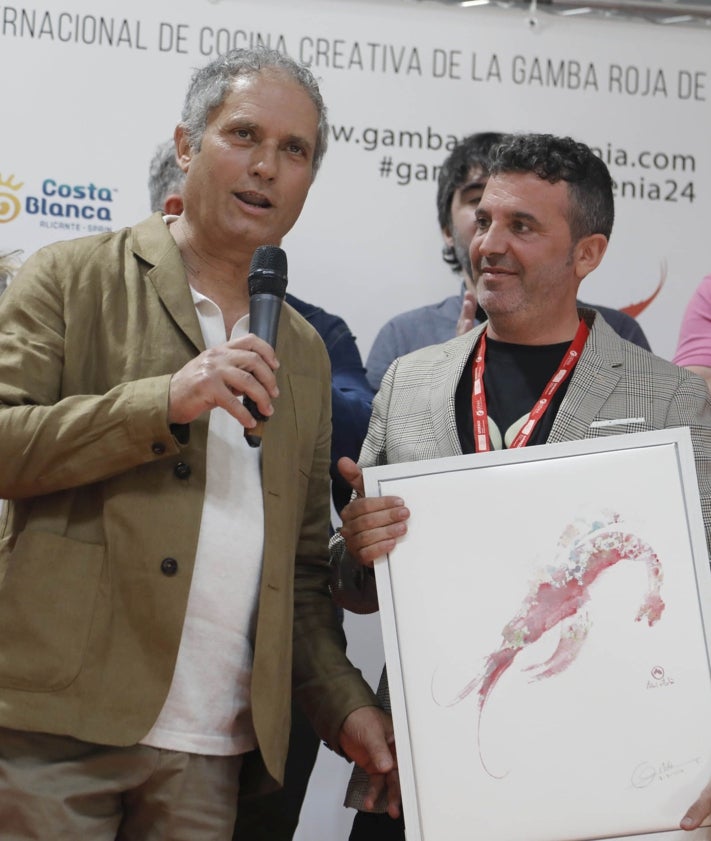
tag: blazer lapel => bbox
[429,326,486,457]
[131,215,205,354]
[547,314,624,444]
[260,314,306,502]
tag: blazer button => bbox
[174,461,191,480]
[152,442,166,455]
[160,557,179,576]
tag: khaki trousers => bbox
[0,728,243,841]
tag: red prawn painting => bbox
[440,510,664,777]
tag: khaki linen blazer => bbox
[0,214,375,789]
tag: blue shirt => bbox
[286,293,374,513]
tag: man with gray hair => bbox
[0,47,395,839]
[148,132,376,841]
[148,139,187,216]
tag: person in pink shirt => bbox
[674,274,711,392]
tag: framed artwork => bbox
[364,428,711,841]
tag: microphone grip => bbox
[243,283,286,448]
[243,396,268,448]
[249,294,283,347]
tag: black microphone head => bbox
[248,245,288,298]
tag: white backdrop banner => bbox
[1,0,710,361]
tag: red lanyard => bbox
[471,319,589,452]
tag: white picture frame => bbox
[364,428,711,841]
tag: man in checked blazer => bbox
[0,48,395,839]
[331,133,711,839]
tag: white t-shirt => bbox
[142,287,264,756]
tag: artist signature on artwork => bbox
[646,665,675,689]
[631,757,702,789]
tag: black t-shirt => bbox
[455,336,573,453]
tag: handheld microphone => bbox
[243,245,288,448]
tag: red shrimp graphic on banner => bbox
[436,511,664,778]
[619,261,667,319]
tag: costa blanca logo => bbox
[0,172,24,223]
[26,178,115,223]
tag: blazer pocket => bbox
[0,530,104,692]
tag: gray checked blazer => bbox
[333,307,711,810]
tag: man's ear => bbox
[174,125,192,174]
[573,233,608,280]
[441,224,454,249]
[163,194,184,216]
